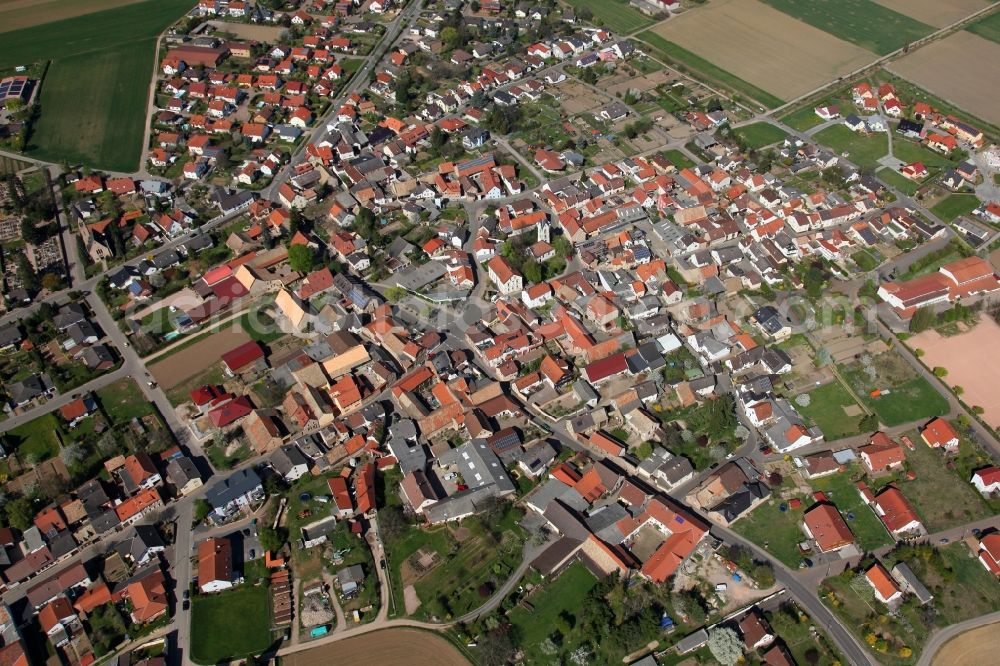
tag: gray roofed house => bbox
[152,249,181,269]
[66,320,100,346]
[166,456,203,495]
[437,439,515,495]
[637,448,695,489]
[53,303,87,331]
[676,628,709,654]
[81,344,115,370]
[180,233,214,254]
[118,525,166,566]
[271,444,310,481]
[9,373,54,406]
[0,324,22,350]
[891,562,933,605]
[205,468,264,518]
[584,503,628,543]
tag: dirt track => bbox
[283,628,469,666]
[930,621,1000,665]
[652,0,877,100]
[148,327,251,389]
[910,317,1000,428]
[888,31,1000,126]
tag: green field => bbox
[663,149,695,169]
[97,377,155,423]
[190,586,272,664]
[796,381,863,440]
[893,139,957,169]
[813,124,888,168]
[877,167,922,196]
[0,0,194,170]
[507,562,598,664]
[759,0,933,55]
[566,0,655,34]
[4,413,62,462]
[781,106,827,132]
[636,31,785,109]
[851,249,881,272]
[966,10,1000,44]
[732,122,789,149]
[930,193,981,222]
[860,377,949,426]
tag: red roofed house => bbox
[583,352,629,385]
[354,462,376,514]
[865,561,903,605]
[208,395,253,428]
[978,533,1000,575]
[487,255,523,294]
[871,485,924,538]
[198,537,233,592]
[327,476,354,517]
[803,503,855,553]
[971,466,1000,495]
[221,340,266,375]
[38,597,77,645]
[859,432,905,474]
[122,568,169,624]
[115,488,163,526]
[920,417,959,452]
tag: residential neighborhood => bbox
[1,1,1000,666]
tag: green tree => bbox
[522,258,542,284]
[287,243,315,272]
[193,499,211,524]
[909,306,937,333]
[258,526,287,553]
[4,497,34,532]
[441,26,459,50]
[707,627,743,666]
[859,412,880,432]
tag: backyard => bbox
[731,122,789,149]
[813,124,888,168]
[506,562,598,664]
[839,351,949,427]
[795,380,864,440]
[97,377,155,422]
[930,194,981,222]
[190,585,273,664]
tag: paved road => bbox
[915,610,1000,666]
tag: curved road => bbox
[916,611,1000,666]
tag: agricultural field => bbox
[0,0,194,170]
[29,42,152,171]
[566,0,654,34]
[965,8,1000,43]
[636,31,784,109]
[812,124,888,168]
[930,622,1000,666]
[284,629,469,666]
[0,0,146,33]
[647,0,876,104]
[876,0,989,28]
[888,31,1000,126]
[759,0,934,55]
[731,122,789,149]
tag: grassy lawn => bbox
[796,381,863,440]
[811,468,893,552]
[930,193,980,222]
[732,122,789,149]
[636,31,784,109]
[4,413,62,462]
[869,432,995,532]
[966,11,1000,44]
[813,124,888,168]
[566,0,654,33]
[877,167,923,196]
[190,585,272,664]
[0,0,194,171]
[759,0,933,55]
[852,249,881,272]
[892,139,957,169]
[238,311,285,344]
[97,377,154,423]
[781,106,827,132]
[663,148,695,169]
[861,377,948,427]
[732,496,810,569]
[507,562,598,664]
